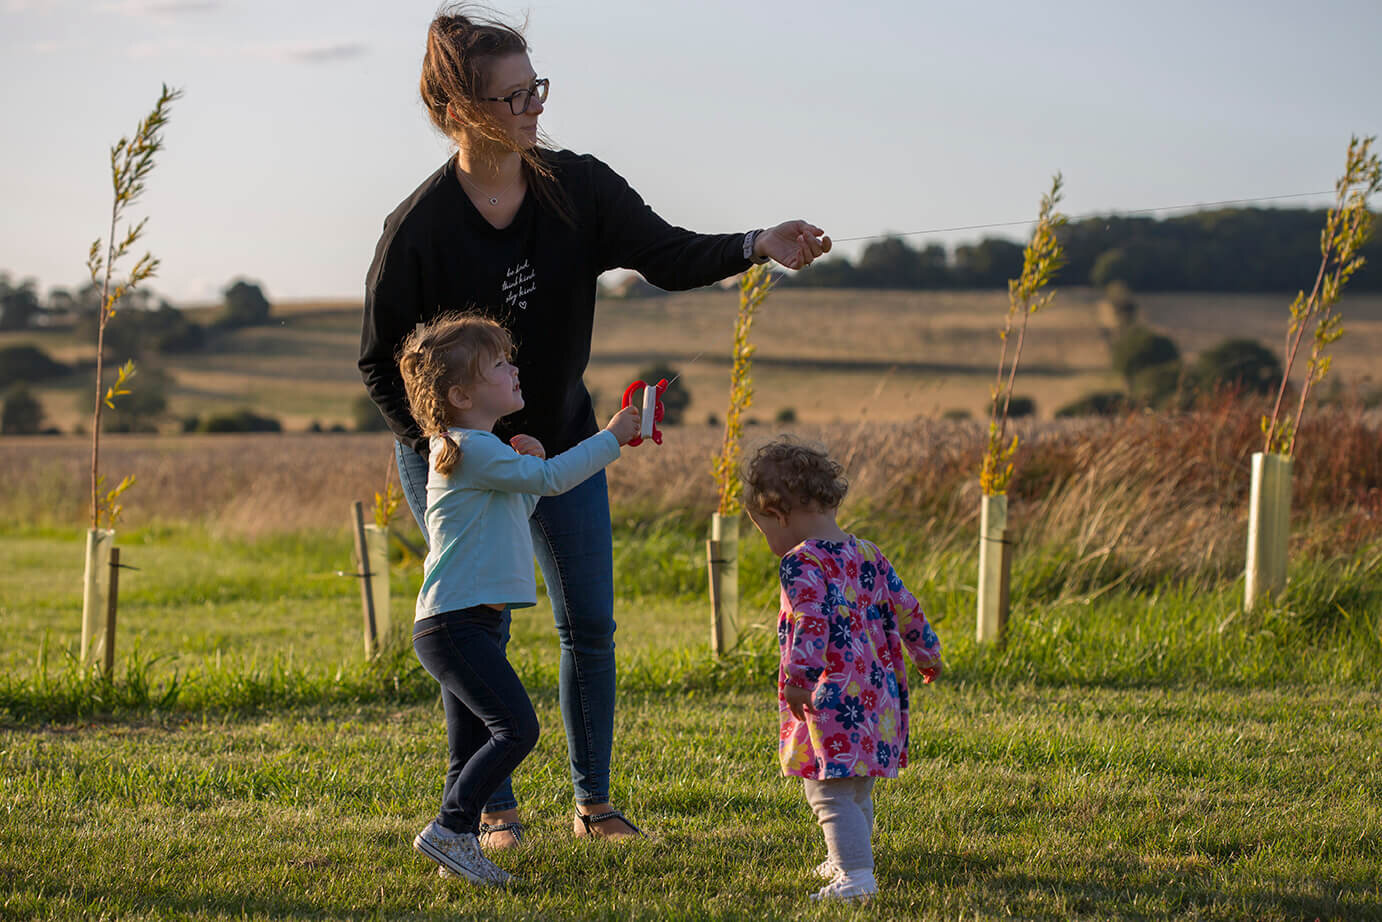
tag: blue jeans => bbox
[398,440,618,808]
[412,606,539,835]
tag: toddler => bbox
[743,438,943,902]
[397,314,640,886]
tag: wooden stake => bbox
[352,501,379,659]
[103,547,120,678]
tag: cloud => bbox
[247,39,369,64]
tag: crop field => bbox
[5,287,1382,434]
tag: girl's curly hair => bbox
[743,438,849,515]
[397,313,513,476]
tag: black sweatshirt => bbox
[360,149,752,457]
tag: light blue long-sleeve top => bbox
[416,427,620,620]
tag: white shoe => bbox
[413,821,512,886]
[811,870,877,902]
[436,858,515,883]
[813,859,839,880]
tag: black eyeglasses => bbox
[480,78,549,115]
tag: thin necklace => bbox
[456,161,522,207]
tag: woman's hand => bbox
[783,684,814,721]
[604,405,642,446]
[754,220,832,270]
[509,434,547,459]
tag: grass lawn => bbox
[3,686,1378,921]
[1,522,1380,919]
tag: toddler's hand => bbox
[509,434,546,459]
[783,684,814,721]
[921,662,944,684]
[605,405,642,446]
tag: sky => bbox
[1,0,1379,304]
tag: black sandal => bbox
[477,820,524,848]
[575,808,646,839]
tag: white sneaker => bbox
[436,859,514,883]
[811,870,877,902]
[813,859,839,880]
[413,821,512,886]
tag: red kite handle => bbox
[620,378,668,446]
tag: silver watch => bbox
[743,228,767,263]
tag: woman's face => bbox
[478,52,544,149]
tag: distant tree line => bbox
[0,276,276,435]
[791,208,1382,292]
[0,273,273,347]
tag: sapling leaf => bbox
[88,91,178,526]
[1264,135,1379,457]
[982,173,1065,496]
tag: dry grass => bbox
[0,433,401,537]
[3,403,1378,593]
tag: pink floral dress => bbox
[777,536,942,780]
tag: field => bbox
[5,286,1382,433]
[3,506,1381,921]
[2,288,1382,920]
[3,396,1382,919]
[5,682,1380,921]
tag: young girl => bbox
[398,314,641,886]
[743,439,944,903]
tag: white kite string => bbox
[652,188,1334,378]
[827,189,1334,245]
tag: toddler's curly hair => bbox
[397,313,513,476]
[743,438,849,515]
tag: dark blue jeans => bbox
[398,440,618,808]
[412,606,539,835]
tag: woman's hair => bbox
[419,4,573,225]
[743,438,850,516]
[398,313,514,476]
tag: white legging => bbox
[803,776,877,873]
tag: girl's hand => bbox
[605,405,642,446]
[783,684,814,722]
[509,434,546,459]
[921,661,944,684]
[755,220,832,270]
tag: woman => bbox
[360,6,830,847]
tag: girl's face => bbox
[478,52,544,149]
[449,350,523,422]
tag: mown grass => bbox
[2,521,1379,920]
[3,520,1379,724]
[2,406,1380,918]
[3,685,1379,921]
